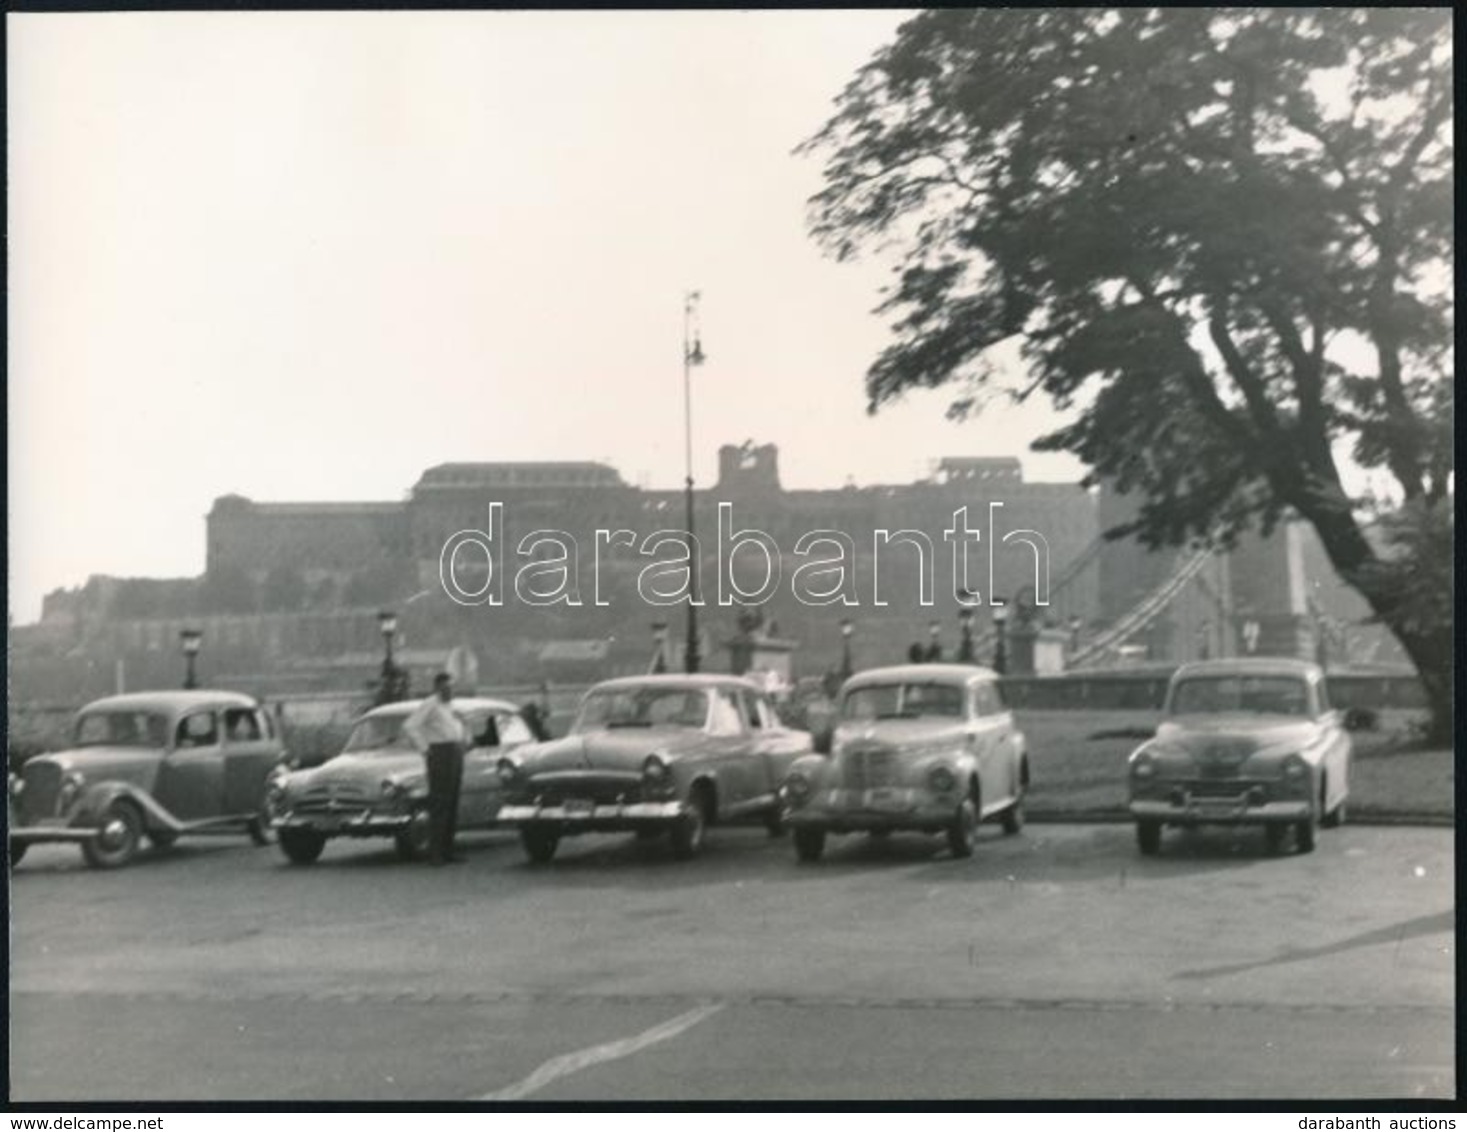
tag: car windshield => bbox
[1170,676,1312,717]
[342,714,414,753]
[573,688,710,732]
[73,711,169,748]
[842,682,965,721]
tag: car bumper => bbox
[9,821,100,845]
[497,800,688,830]
[1129,796,1312,824]
[784,788,957,832]
[272,812,416,838]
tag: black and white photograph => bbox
[6,7,1454,1107]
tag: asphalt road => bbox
[9,820,1455,1103]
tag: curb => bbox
[1024,809,1454,828]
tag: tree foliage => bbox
[803,8,1453,736]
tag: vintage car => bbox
[8,690,284,869]
[1127,658,1354,856]
[779,664,1029,862]
[266,696,535,864]
[495,674,812,863]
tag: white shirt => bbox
[403,696,468,750]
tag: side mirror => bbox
[1342,707,1378,733]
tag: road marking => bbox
[475,1001,725,1101]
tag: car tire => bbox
[520,824,560,864]
[946,797,977,859]
[147,828,179,851]
[278,828,326,866]
[793,826,826,862]
[669,790,710,860]
[9,840,27,867]
[1135,819,1162,856]
[1000,796,1025,836]
[1264,824,1287,855]
[1295,809,1318,854]
[246,815,275,846]
[82,801,143,869]
[395,815,432,862]
[763,810,786,838]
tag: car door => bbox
[155,709,226,820]
[221,706,277,816]
[457,711,528,827]
[743,692,806,806]
[1314,679,1350,810]
[701,689,756,813]
[968,680,1016,816]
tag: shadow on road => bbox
[1172,908,1454,981]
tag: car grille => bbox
[291,783,373,816]
[1182,779,1270,798]
[19,762,62,821]
[841,745,900,790]
[524,772,642,806]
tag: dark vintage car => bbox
[266,697,535,864]
[1127,658,1354,855]
[780,664,1029,862]
[8,691,284,869]
[495,674,812,862]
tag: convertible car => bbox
[780,664,1029,862]
[267,696,534,864]
[1127,658,1355,855]
[8,690,283,869]
[495,674,811,862]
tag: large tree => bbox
[803,8,1453,739]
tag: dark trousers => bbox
[425,742,465,861]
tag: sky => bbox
[10,11,1093,624]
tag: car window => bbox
[74,711,168,748]
[972,682,1003,717]
[1170,676,1311,716]
[573,688,710,732]
[223,707,262,743]
[707,690,745,736]
[176,711,219,748]
[469,713,501,748]
[747,694,777,731]
[1315,680,1330,712]
[342,714,411,752]
[842,682,965,721]
[497,713,534,745]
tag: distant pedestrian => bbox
[520,702,551,742]
[403,672,468,865]
[907,642,925,664]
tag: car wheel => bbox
[946,797,977,859]
[669,790,710,860]
[793,826,825,862]
[395,812,432,862]
[1000,796,1025,836]
[1135,819,1162,856]
[278,828,326,866]
[9,840,27,867]
[1264,824,1287,855]
[246,815,275,846]
[1295,809,1318,854]
[82,801,143,869]
[520,824,560,864]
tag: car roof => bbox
[1171,657,1322,680]
[80,689,260,714]
[842,663,1000,690]
[360,696,524,718]
[588,673,765,694]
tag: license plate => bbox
[562,798,594,817]
[1194,799,1240,816]
[865,789,905,812]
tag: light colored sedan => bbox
[1127,658,1356,855]
[779,664,1030,862]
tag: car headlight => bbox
[9,772,24,798]
[57,771,85,812]
[782,772,811,804]
[1130,753,1156,779]
[381,778,407,800]
[642,754,671,783]
[928,765,957,793]
[496,757,520,785]
[1281,754,1309,781]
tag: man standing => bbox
[403,672,468,865]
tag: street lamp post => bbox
[650,621,669,674]
[839,618,854,679]
[377,610,399,705]
[992,603,1009,675]
[682,291,706,674]
[957,596,975,664]
[179,628,202,690]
